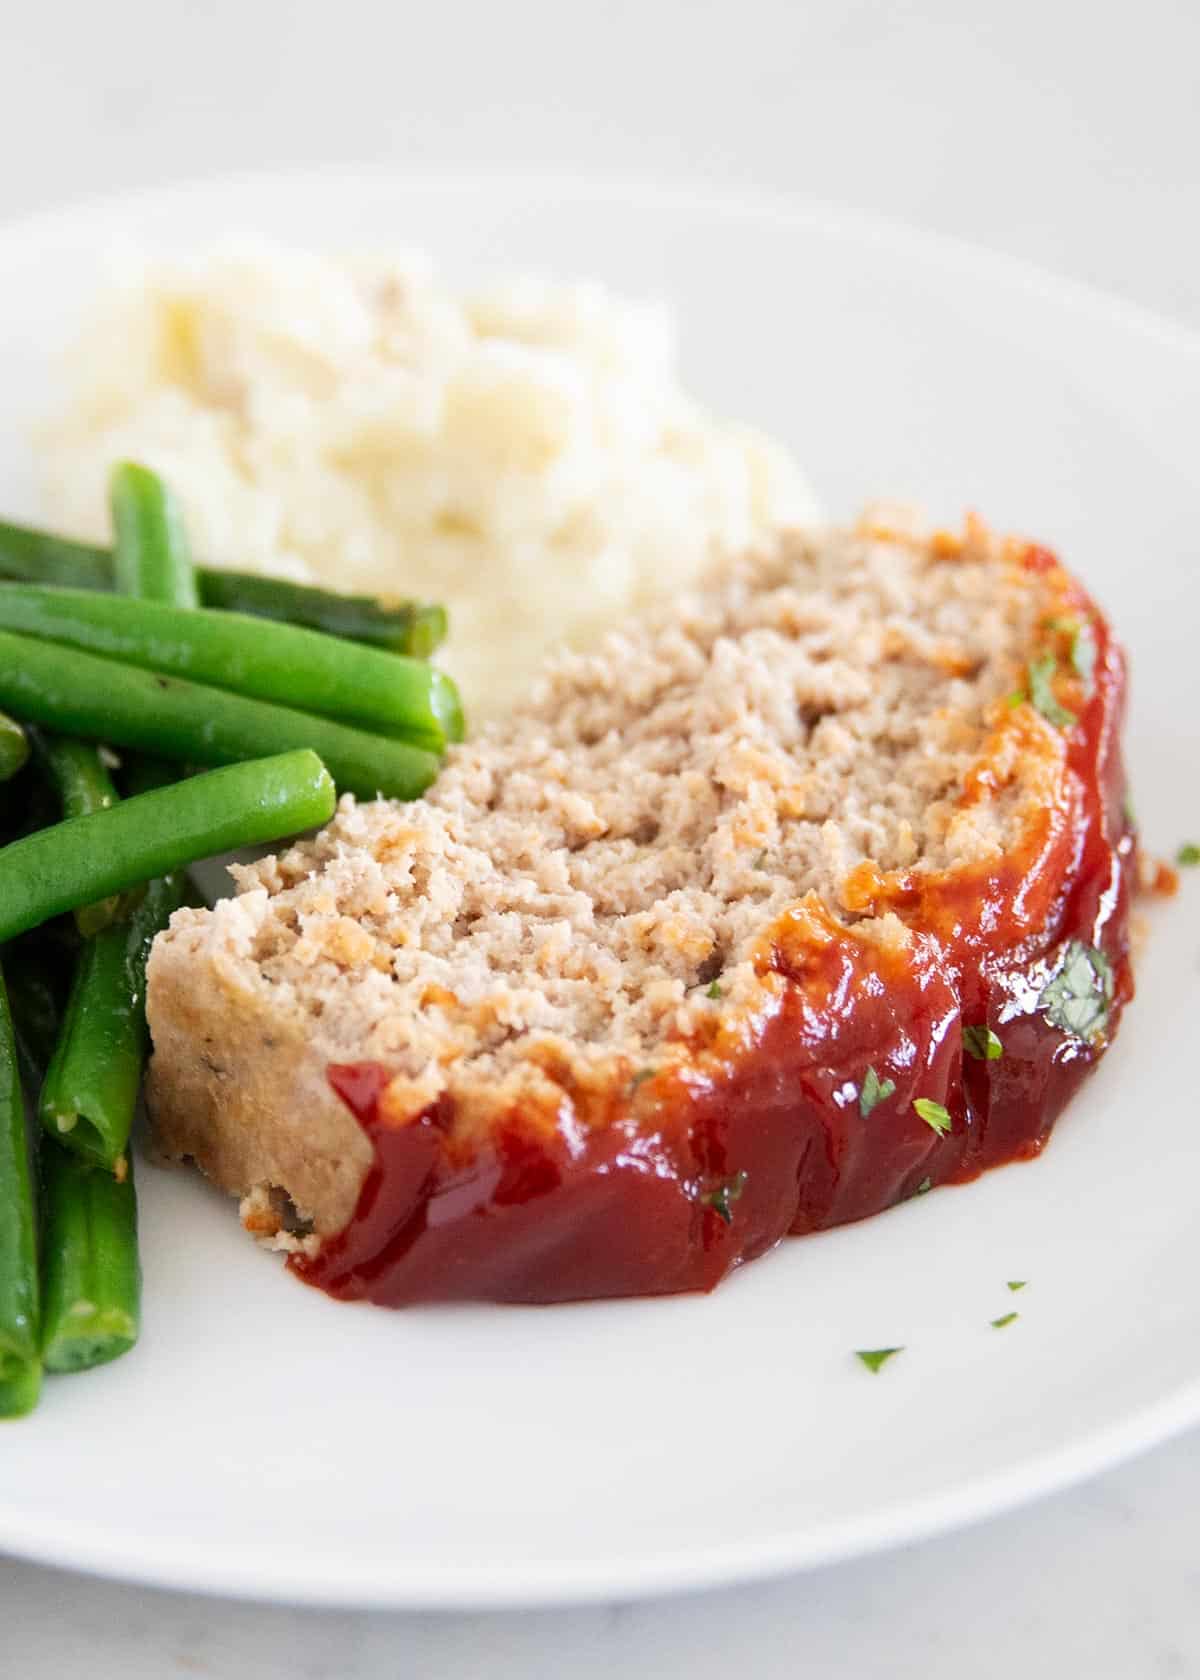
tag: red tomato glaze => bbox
[294,569,1135,1307]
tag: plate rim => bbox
[1,164,1198,1609]
[9,161,1200,366]
[1,1380,1198,1609]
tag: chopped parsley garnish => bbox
[913,1097,952,1135]
[1006,1280,1027,1292]
[1038,940,1113,1042]
[705,979,723,1000]
[1177,842,1200,867]
[963,1024,1003,1061]
[856,1347,903,1374]
[1071,622,1097,693]
[859,1065,895,1118]
[1005,688,1026,709]
[1043,615,1096,694]
[631,1067,657,1089]
[990,1312,1019,1329]
[701,1170,747,1225]
[913,1176,933,1197]
[1122,791,1137,828]
[1028,654,1077,729]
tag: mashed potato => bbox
[43,243,818,715]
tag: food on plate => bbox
[0,628,445,802]
[36,734,126,936]
[0,230,1145,1405]
[39,1144,140,1373]
[0,713,30,783]
[110,459,201,608]
[145,513,1134,1305]
[42,244,818,713]
[0,517,448,656]
[0,751,335,947]
[39,872,188,1166]
[0,586,462,750]
[0,971,40,1415]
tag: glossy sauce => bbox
[295,553,1135,1306]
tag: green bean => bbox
[4,941,64,1097]
[0,966,41,1417]
[0,763,57,847]
[0,748,335,945]
[33,735,132,935]
[40,1145,139,1373]
[8,836,140,1376]
[198,571,448,658]
[0,518,447,656]
[35,468,191,1375]
[109,462,199,609]
[109,457,192,809]
[0,713,29,783]
[35,734,117,821]
[0,583,461,749]
[40,874,187,1168]
[0,631,438,801]
[0,521,110,590]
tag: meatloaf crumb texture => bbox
[145,511,1132,1294]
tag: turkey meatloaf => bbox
[145,512,1135,1305]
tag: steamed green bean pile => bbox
[0,462,457,1414]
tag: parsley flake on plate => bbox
[856,1347,903,1374]
[913,1097,952,1135]
[1006,1280,1027,1292]
[1028,653,1077,729]
[701,1170,747,1225]
[990,1312,1019,1329]
[963,1024,1003,1061]
[1038,940,1113,1042]
[858,1065,895,1118]
[1177,842,1200,867]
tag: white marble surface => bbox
[2,0,1199,1672]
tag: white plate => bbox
[0,172,1197,1611]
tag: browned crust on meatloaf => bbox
[144,510,1109,1253]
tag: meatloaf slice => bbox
[145,511,1135,1304]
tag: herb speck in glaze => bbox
[1038,941,1113,1042]
[701,1170,747,1225]
[859,1065,896,1118]
[963,1024,1003,1061]
[913,1097,952,1135]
